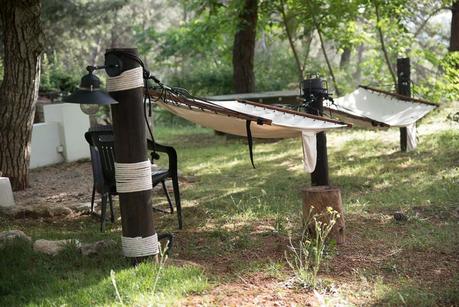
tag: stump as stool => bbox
[302,185,345,244]
[0,177,16,208]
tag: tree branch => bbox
[279,0,303,80]
[413,6,448,38]
[309,3,341,96]
[373,0,397,89]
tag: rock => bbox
[67,202,92,213]
[46,206,73,217]
[165,258,203,269]
[33,239,80,256]
[394,212,408,222]
[0,230,32,247]
[80,239,117,256]
[0,205,74,219]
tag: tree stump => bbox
[302,186,345,244]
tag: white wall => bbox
[30,122,64,168]
[30,103,90,169]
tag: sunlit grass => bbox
[1,103,458,305]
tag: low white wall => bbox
[30,122,64,168]
[30,103,90,169]
[44,103,90,162]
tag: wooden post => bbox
[397,58,411,152]
[303,78,329,186]
[302,186,345,244]
[107,48,156,262]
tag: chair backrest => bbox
[85,127,116,191]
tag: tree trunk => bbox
[302,186,345,244]
[451,1,459,52]
[232,0,257,93]
[339,47,351,69]
[0,0,43,191]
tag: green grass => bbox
[0,232,207,306]
[1,103,458,305]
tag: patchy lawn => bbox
[1,102,458,306]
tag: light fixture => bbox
[63,65,118,114]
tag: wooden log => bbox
[302,185,345,244]
[107,48,156,262]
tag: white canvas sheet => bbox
[158,100,347,138]
[325,87,436,127]
[157,99,347,173]
[158,101,300,138]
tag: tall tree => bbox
[0,0,43,190]
[233,0,258,93]
[451,1,459,51]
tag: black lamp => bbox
[63,65,118,115]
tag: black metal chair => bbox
[85,127,183,231]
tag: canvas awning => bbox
[149,90,350,172]
[324,86,437,128]
[209,85,437,151]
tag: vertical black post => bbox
[303,78,329,186]
[397,58,411,152]
[106,48,155,262]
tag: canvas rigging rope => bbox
[106,66,144,92]
[121,233,159,258]
[114,161,152,193]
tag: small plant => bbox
[109,240,170,305]
[285,206,339,289]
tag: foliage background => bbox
[1,0,456,101]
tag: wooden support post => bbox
[302,186,345,244]
[107,48,156,262]
[397,58,411,152]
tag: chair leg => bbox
[100,193,107,232]
[91,184,96,213]
[172,174,182,229]
[109,194,115,223]
[161,180,174,214]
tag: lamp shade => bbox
[63,72,118,105]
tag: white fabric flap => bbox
[406,123,417,151]
[325,87,435,127]
[301,132,317,173]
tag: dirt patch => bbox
[14,161,93,208]
[182,273,319,306]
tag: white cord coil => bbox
[121,233,159,257]
[106,66,144,92]
[115,160,152,193]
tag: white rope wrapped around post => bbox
[114,160,152,193]
[121,234,159,257]
[106,66,144,92]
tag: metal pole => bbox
[397,58,411,152]
[106,48,156,263]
